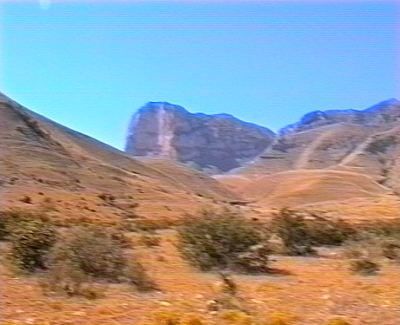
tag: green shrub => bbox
[270,209,354,255]
[177,209,267,272]
[350,258,380,275]
[7,211,56,272]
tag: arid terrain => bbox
[1,93,400,325]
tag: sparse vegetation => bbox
[270,208,354,255]
[19,195,32,204]
[98,193,116,203]
[350,258,380,275]
[365,136,397,154]
[44,225,156,295]
[133,218,181,232]
[325,319,353,325]
[343,218,400,264]
[7,211,56,272]
[123,260,157,292]
[381,239,400,262]
[0,211,12,240]
[40,197,57,212]
[177,209,268,272]
[138,233,161,247]
[48,226,125,279]
[362,219,400,239]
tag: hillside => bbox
[0,93,237,224]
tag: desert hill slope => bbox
[216,169,390,208]
[218,99,400,209]
[0,93,237,222]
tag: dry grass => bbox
[217,170,389,208]
[2,228,400,325]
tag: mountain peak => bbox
[365,98,400,112]
[125,102,275,173]
[280,99,400,135]
[139,102,189,114]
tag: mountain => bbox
[125,102,275,173]
[0,93,237,223]
[236,98,400,176]
[2,92,399,216]
[219,99,400,209]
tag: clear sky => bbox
[1,1,399,149]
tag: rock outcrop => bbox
[125,102,275,173]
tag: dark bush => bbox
[270,208,354,255]
[381,239,400,261]
[98,193,116,203]
[0,211,12,240]
[362,219,400,240]
[177,209,267,272]
[270,208,314,255]
[138,233,161,247]
[350,258,380,275]
[7,211,56,272]
[19,195,32,204]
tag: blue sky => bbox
[1,1,399,149]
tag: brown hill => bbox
[216,169,390,208]
[0,93,237,223]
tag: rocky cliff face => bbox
[125,102,275,173]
